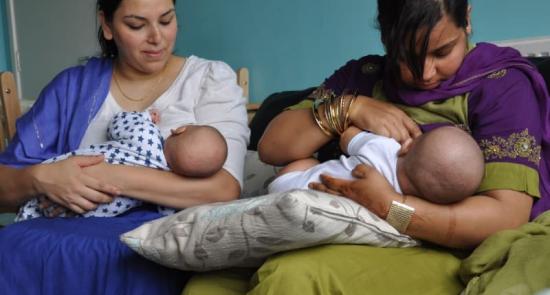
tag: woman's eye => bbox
[160,18,173,26]
[434,49,450,58]
[127,24,144,30]
[433,45,455,58]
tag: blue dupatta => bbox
[0,57,112,167]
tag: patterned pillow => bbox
[120,189,419,272]
[240,150,279,198]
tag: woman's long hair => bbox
[377,0,469,83]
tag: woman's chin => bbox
[416,81,440,90]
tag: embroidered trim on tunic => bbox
[480,129,541,165]
[361,62,380,74]
[487,69,507,79]
[310,84,337,101]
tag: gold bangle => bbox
[339,95,346,132]
[328,97,340,134]
[325,97,338,135]
[343,94,357,130]
[386,200,415,233]
[312,99,335,137]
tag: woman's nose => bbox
[422,57,437,81]
[147,25,162,44]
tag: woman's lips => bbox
[418,81,440,89]
[143,50,163,58]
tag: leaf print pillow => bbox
[120,189,419,271]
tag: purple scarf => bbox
[0,57,112,168]
[387,42,550,219]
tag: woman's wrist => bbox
[384,195,416,233]
[347,95,365,128]
[311,94,358,137]
[22,165,41,195]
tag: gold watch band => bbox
[385,200,415,233]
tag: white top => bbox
[268,132,402,194]
[79,56,250,187]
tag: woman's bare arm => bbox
[0,156,118,212]
[312,164,532,249]
[83,162,240,209]
[402,189,531,248]
[258,95,421,166]
[258,108,331,166]
[0,165,36,210]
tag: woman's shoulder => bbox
[48,57,112,85]
[41,57,112,94]
[468,66,539,116]
[183,55,235,75]
[475,66,535,97]
[181,55,238,88]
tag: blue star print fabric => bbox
[16,111,175,221]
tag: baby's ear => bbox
[170,126,187,135]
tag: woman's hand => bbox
[309,164,401,218]
[349,95,422,153]
[31,156,119,214]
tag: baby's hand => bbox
[149,109,161,124]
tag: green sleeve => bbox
[477,162,540,198]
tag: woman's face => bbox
[101,0,177,74]
[399,14,471,90]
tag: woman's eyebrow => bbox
[123,9,176,21]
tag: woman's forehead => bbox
[116,0,175,18]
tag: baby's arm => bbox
[339,126,363,154]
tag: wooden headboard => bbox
[236,67,259,121]
[0,71,21,152]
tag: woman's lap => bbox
[0,207,188,295]
[183,244,465,295]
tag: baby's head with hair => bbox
[397,126,485,204]
[163,125,227,178]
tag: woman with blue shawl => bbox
[0,0,249,294]
[183,0,550,294]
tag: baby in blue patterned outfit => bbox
[15,110,227,221]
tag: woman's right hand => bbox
[349,95,422,152]
[30,156,120,214]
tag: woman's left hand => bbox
[81,161,110,184]
[309,164,401,218]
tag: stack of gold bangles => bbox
[312,93,358,137]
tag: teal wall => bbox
[0,1,548,102]
[176,0,550,103]
[0,0,11,71]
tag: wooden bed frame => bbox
[0,71,21,152]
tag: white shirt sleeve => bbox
[194,61,250,188]
[347,131,401,163]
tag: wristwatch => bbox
[385,200,415,233]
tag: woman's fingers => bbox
[403,116,422,138]
[81,174,119,203]
[72,155,105,168]
[352,95,421,144]
[308,181,343,196]
[320,174,356,195]
[66,193,98,213]
[351,164,374,179]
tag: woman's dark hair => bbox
[377,0,469,83]
[97,0,177,58]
